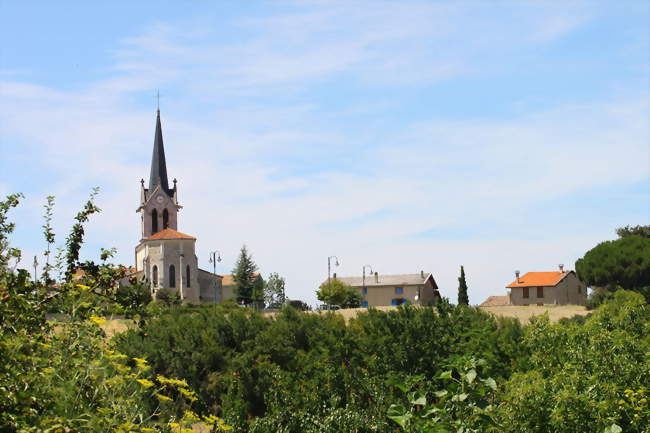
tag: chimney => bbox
[420,270,424,279]
[559,264,564,273]
[333,272,337,279]
[515,270,520,284]
[374,271,378,283]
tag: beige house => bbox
[505,266,587,306]
[326,271,440,307]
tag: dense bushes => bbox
[115,294,649,433]
[116,301,527,431]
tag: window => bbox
[169,265,176,288]
[151,209,158,233]
[361,301,368,308]
[163,209,169,229]
[391,298,406,306]
[186,265,191,288]
[537,286,544,298]
[362,287,367,294]
[152,265,158,286]
[523,287,529,298]
[395,287,404,295]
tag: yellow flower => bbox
[182,410,200,422]
[37,342,52,349]
[89,315,106,325]
[133,357,148,364]
[108,353,128,360]
[156,375,188,387]
[76,284,91,291]
[43,367,55,374]
[140,428,156,433]
[136,378,154,388]
[155,393,173,402]
[168,422,180,429]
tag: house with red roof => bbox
[504,265,587,306]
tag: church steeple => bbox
[149,109,171,195]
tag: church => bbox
[130,109,223,303]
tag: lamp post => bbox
[33,256,39,283]
[327,256,339,286]
[209,251,222,303]
[362,264,373,302]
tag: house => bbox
[219,273,261,303]
[324,271,440,307]
[505,265,587,306]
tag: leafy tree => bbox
[64,187,100,281]
[317,278,363,308]
[458,265,469,306]
[616,224,650,239]
[575,235,650,298]
[0,192,23,270]
[252,273,265,309]
[286,299,310,311]
[264,272,286,307]
[41,196,56,285]
[232,245,258,305]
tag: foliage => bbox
[251,273,265,309]
[64,187,101,281]
[317,278,363,308]
[494,290,649,433]
[457,265,469,306]
[0,193,23,270]
[232,245,258,305]
[286,299,310,311]
[575,235,650,299]
[387,358,500,433]
[616,224,650,239]
[41,195,56,285]
[264,272,286,308]
[0,193,232,433]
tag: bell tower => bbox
[137,109,181,239]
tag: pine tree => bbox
[232,245,258,305]
[458,265,469,306]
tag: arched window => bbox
[186,265,191,288]
[151,209,158,234]
[163,209,169,229]
[152,265,158,286]
[169,265,176,288]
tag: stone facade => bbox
[127,109,222,304]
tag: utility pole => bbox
[362,264,373,301]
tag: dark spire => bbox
[149,109,170,194]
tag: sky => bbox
[1,0,649,306]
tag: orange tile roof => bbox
[145,228,196,241]
[506,271,569,288]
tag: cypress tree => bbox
[232,245,258,305]
[458,265,469,306]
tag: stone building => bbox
[322,271,440,307]
[130,110,222,303]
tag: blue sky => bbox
[1,0,648,305]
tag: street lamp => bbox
[33,256,39,283]
[362,264,373,300]
[327,256,339,286]
[209,251,222,304]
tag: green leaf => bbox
[465,369,477,384]
[434,390,448,398]
[410,392,427,406]
[387,404,412,428]
[439,370,453,380]
[603,425,622,433]
[451,393,468,402]
[481,377,497,390]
